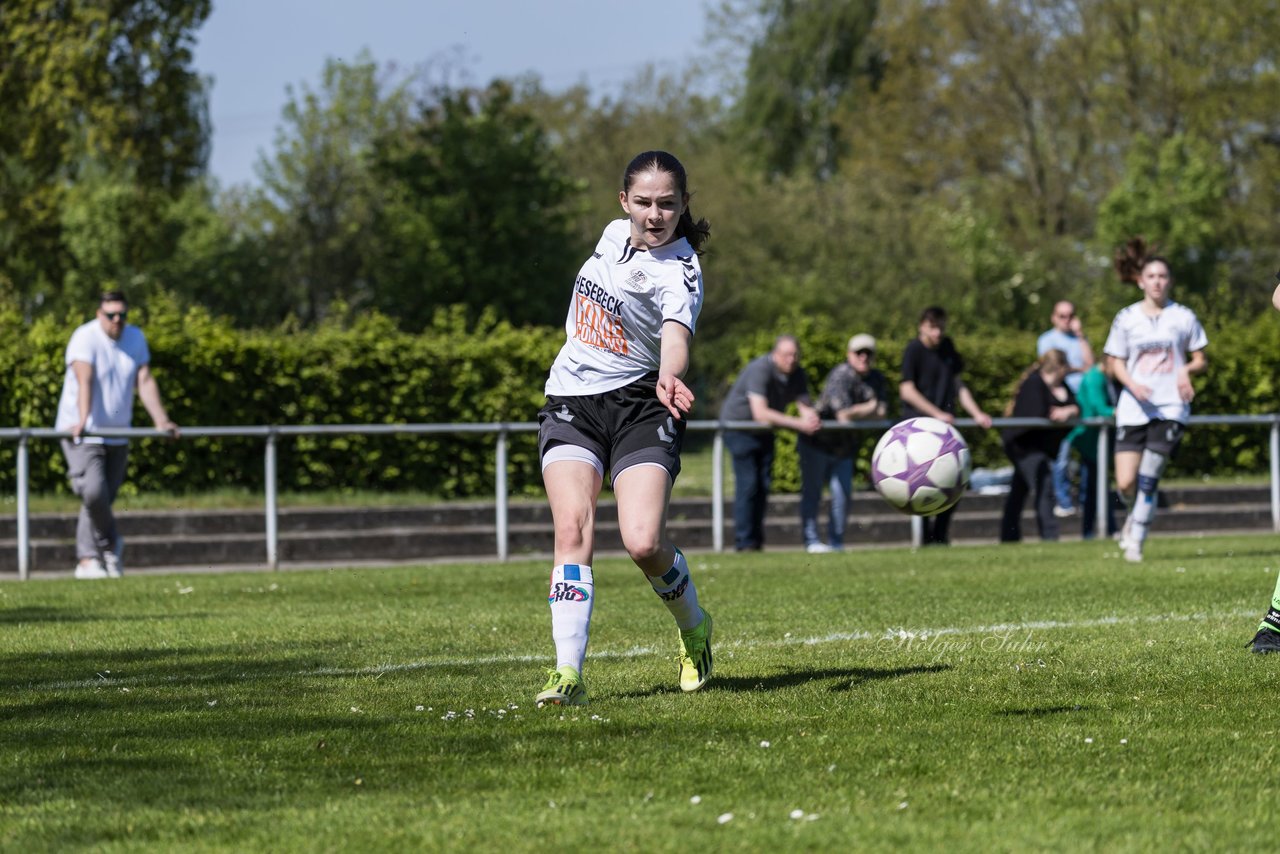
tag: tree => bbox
[249,52,416,325]
[367,79,582,329]
[727,0,882,179]
[0,0,210,314]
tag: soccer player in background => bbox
[533,151,713,706]
[1245,274,1280,653]
[1105,239,1207,564]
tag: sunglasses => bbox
[102,310,128,321]
[852,349,875,357]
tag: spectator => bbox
[999,349,1078,543]
[55,291,180,579]
[898,306,993,545]
[719,335,820,551]
[797,333,888,553]
[1037,300,1096,518]
[1066,363,1119,540]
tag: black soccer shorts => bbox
[1114,419,1186,456]
[538,371,685,483]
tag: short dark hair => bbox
[100,290,128,306]
[919,305,947,326]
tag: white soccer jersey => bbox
[1103,301,1207,426]
[545,219,704,396]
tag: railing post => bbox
[1097,423,1110,541]
[1270,420,1279,533]
[712,428,725,553]
[496,427,509,561]
[17,432,29,581]
[265,429,278,570]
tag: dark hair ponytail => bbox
[622,150,711,253]
[1114,237,1170,284]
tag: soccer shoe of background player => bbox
[678,610,714,693]
[74,558,109,580]
[536,665,588,708]
[1247,628,1280,655]
[1116,517,1135,550]
[1122,540,1143,564]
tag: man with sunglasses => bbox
[797,334,888,553]
[55,291,180,579]
[1036,301,1096,519]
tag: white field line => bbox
[31,607,1259,692]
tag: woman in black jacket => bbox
[1000,349,1079,542]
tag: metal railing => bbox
[5,414,1280,579]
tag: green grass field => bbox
[4,535,1280,851]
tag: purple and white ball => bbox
[870,417,972,516]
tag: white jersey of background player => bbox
[545,218,703,396]
[1103,300,1207,426]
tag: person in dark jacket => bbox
[999,349,1079,542]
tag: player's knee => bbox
[552,513,593,552]
[621,527,663,564]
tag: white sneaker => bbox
[74,558,109,580]
[103,549,123,578]
[806,542,833,554]
[102,539,124,578]
[1122,541,1143,563]
[1053,505,1076,518]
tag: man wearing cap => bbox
[797,333,889,553]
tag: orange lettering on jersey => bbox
[1135,344,1174,374]
[575,295,629,355]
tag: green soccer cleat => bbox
[536,665,588,708]
[678,610,714,693]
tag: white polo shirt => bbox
[55,320,151,445]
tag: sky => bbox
[193,0,716,188]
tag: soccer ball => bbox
[870,417,971,516]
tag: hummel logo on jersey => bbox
[554,405,574,422]
[656,416,675,444]
[625,269,648,290]
[592,251,602,259]
[549,582,590,603]
[678,256,698,293]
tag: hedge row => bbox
[1,296,1277,498]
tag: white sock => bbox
[548,564,593,673]
[648,548,702,631]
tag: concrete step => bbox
[3,487,1273,575]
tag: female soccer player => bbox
[1245,274,1280,653]
[533,151,712,707]
[1104,239,1208,563]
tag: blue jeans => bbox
[1052,435,1075,511]
[725,430,775,550]
[798,441,854,547]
